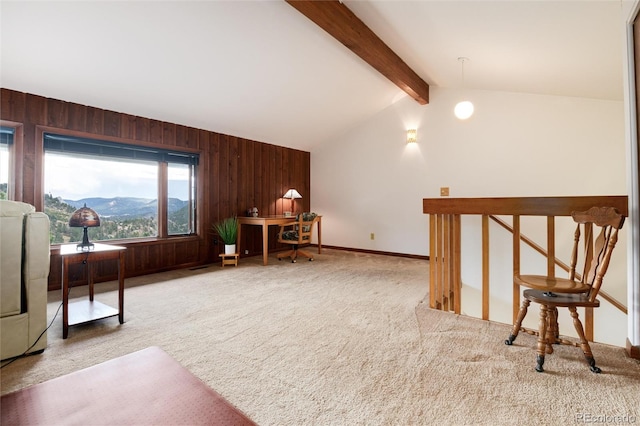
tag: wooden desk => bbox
[60,243,126,339]
[237,215,322,265]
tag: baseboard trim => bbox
[626,338,640,359]
[313,245,429,261]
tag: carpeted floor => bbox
[1,249,639,425]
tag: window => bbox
[43,133,198,244]
[0,127,13,199]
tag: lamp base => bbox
[76,242,95,252]
[76,227,95,251]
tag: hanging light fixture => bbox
[454,57,474,120]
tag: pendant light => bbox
[454,57,474,120]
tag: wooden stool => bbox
[219,253,239,267]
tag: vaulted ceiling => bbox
[0,1,626,152]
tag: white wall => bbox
[311,87,628,346]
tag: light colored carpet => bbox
[2,249,639,425]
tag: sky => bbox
[0,149,8,185]
[44,153,190,201]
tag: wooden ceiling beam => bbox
[286,0,429,105]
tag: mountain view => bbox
[63,197,188,219]
[45,194,190,243]
[1,184,191,243]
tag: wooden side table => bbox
[60,243,126,339]
[219,253,239,267]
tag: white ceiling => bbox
[0,1,628,152]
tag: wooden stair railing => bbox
[423,196,628,341]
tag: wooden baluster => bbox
[436,214,444,309]
[452,214,461,314]
[547,216,555,278]
[443,214,451,310]
[429,214,438,308]
[513,215,520,323]
[482,214,489,320]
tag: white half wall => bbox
[311,87,628,346]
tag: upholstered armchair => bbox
[1,200,50,360]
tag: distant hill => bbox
[64,197,188,218]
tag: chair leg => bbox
[569,307,601,373]
[505,299,530,345]
[543,308,557,355]
[295,248,314,261]
[535,304,549,372]
[548,307,560,343]
[277,249,296,262]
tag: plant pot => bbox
[224,244,236,255]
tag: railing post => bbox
[547,216,555,277]
[429,214,437,309]
[513,215,520,324]
[482,215,489,320]
[453,214,461,314]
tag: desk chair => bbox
[504,206,625,373]
[277,212,318,263]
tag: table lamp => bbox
[283,189,302,216]
[69,204,101,251]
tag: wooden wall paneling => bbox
[239,140,257,256]
[46,98,68,128]
[304,152,311,212]
[175,125,186,151]
[269,145,280,247]
[229,136,239,216]
[162,122,176,147]
[149,119,163,143]
[175,240,199,265]
[85,106,104,134]
[275,146,284,216]
[132,245,149,273]
[135,116,151,142]
[48,253,62,291]
[254,142,264,218]
[210,131,221,218]
[68,102,87,132]
[162,242,177,267]
[185,126,198,151]
[147,244,162,271]
[218,135,230,216]
[94,258,119,283]
[120,114,137,140]
[237,137,248,213]
[268,144,277,216]
[103,110,122,138]
[1,88,26,122]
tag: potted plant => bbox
[212,216,238,254]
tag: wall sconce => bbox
[407,129,417,143]
[283,189,302,217]
[68,203,101,251]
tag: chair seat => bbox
[523,289,600,308]
[515,274,590,294]
[281,230,299,241]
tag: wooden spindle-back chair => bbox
[505,206,625,373]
